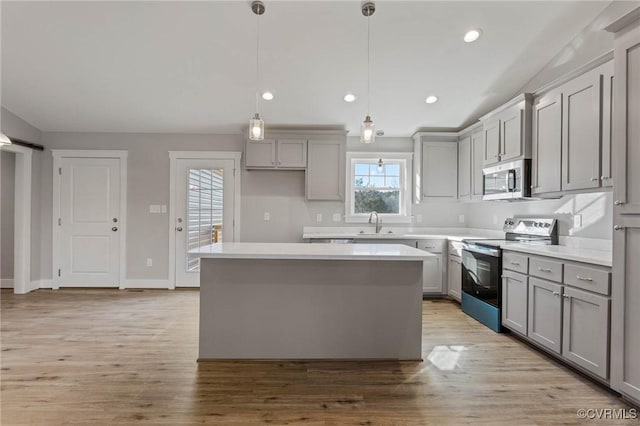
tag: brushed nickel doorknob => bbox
[614,225,625,231]
[111,227,118,232]
[614,200,625,206]
[176,226,183,232]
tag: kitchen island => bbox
[190,242,434,361]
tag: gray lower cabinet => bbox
[528,277,563,354]
[562,286,610,379]
[503,250,613,382]
[417,240,446,294]
[608,10,640,404]
[502,270,528,335]
[448,254,462,301]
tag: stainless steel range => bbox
[461,218,558,332]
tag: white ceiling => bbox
[1,1,610,137]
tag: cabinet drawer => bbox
[503,251,529,274]
[418,239,446,253]
[564,263,611,296]
[530,257,563,282]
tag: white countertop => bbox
[302,226,500,242]
[501,243,612,267]
[190,242,435,261]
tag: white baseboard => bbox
[122,279,172,289]
[35,279,53,290]
[0,279,14,288]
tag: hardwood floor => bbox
[0,289,635,425]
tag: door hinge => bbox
[58,269,61,277]
[58,218,62,226]
[58,167,62,175]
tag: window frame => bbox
[345,152,413,223]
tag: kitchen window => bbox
[345,152,412,223]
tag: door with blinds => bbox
[174,158,236,287]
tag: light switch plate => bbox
[416,214,422,223]
[146,258,153,267]
[573,214,582,228]
[149,205,161,214]
[316,213,323,223]
[264,212,270,221]
[333,213,341,222]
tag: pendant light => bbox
[377,158,384,172]
[0,131,12,146]
[249,1,266,141]
[360,2,376,144]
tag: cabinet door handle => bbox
[614,200,625,206]
[576,276,593,282]
[563,294,570,299]
[590,177,599,182]
[424,246,436,249]
[614,225,625,231]
[552,291,560,296]
[538,267,552,273]
[510,261,520,266]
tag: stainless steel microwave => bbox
[482,159,531,201]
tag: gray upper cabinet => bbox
[532,60,614,195]
[483,117,501,165]
[458,136,471,200]
[532,92,563,195]
[561,69,602,191]
[421,141,458,200]
[245,138,276,168]
[528,277,563,354]
[245,138,307,169]
[306,139,345,201]
[481,94,532,167]
[471,130,484,198]
[609,10,640,404]
[562,286,610,380]
[500,107,524,161]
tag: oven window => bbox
[462,250,501,307]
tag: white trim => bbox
[52,150,128,290]
[0,279,14,288]
[168,151,242,289]
[34,279,53,289]
[345,152,413,224]
[122,279,172,289]
[1,144,32,294]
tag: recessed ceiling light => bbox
[344,93,357,103]
[262,92,274,101]
[425,95,439,104]
[464,29,482,43]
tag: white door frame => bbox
[1,144,32,294]
[168,151,242,289]
[52,150,128,289]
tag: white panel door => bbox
[59,157,121,287]
[175,159,235,287]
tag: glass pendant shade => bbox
[360,115,375,144]
[249,113,265,141]
[0,131,12,146]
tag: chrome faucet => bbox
[368,211,382,234]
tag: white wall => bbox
[1,151,15,282]
[465,192,613,239]
[1,107,43,281]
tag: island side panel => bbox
[199,258,423,360]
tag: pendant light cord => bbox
[255,10,261,114]
[367,14,370,116]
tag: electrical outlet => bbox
[573,214,582,228]
[416,214,423,223]
[493,215,498,225]
[459,214,465,224]
[146,258,153,267]
[316,213,323,222]
[333,213,341,222]
[264,212,270,221]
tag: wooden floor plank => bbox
[0,289,635,425]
